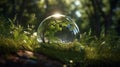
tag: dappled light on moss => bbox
[37,13,80,43]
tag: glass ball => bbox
[37,13,80,43]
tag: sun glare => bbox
[52,13,64,18]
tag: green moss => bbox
[0,37,18,54]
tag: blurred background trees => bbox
[0,0,120,37]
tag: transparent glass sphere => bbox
[37,13,80,43]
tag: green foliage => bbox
[79,30,120,61]
[0,17,11,37]
[40,17,70,43]
[35,29,120,66]
[0,0,120,66]
[0,37,17,54]
[36,42,85,64]
[0,18,39,52]
[0,17,120,66]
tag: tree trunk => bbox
[91,0,101,37]
[95,0,112,35]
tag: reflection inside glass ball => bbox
[37,13,80,43]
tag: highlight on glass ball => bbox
[37,13,80,43]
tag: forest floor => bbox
[0,50,120,67]
[0,50,63,67]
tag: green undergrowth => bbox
[0,36,17,54]
[35,36,120,66]
[36,42,85,63]
[0,18,120,66]
[0,33,120,67]
[0,36,38,54]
